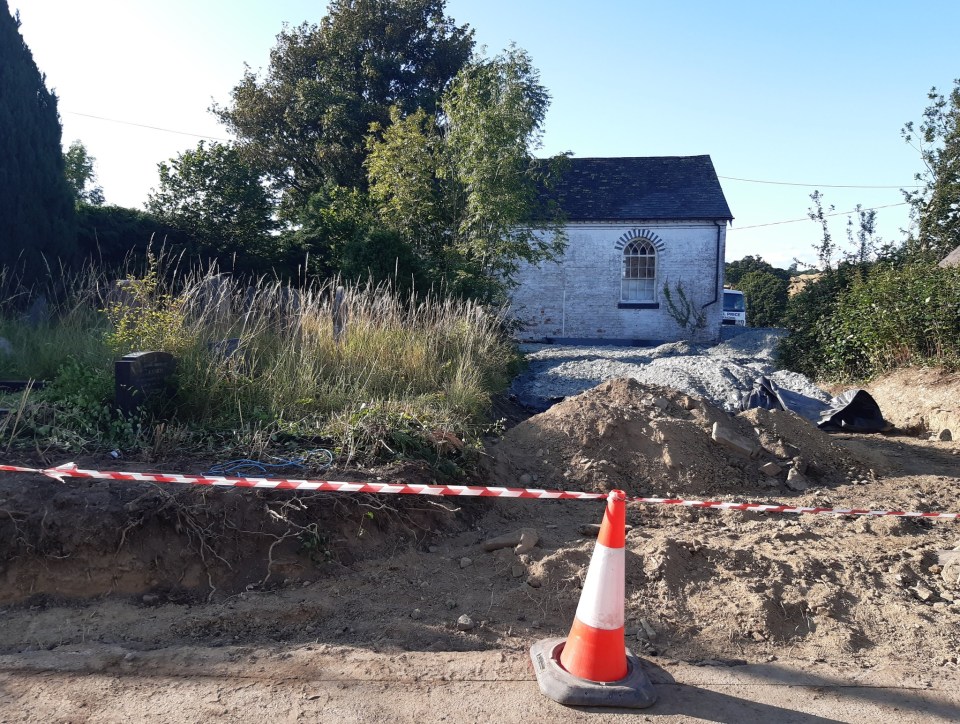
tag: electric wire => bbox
[719,174,921,189]
[62,110,232,142]
[203,449,334,477]
[60,109,924,230]
[734,202,911,231]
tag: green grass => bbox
[0,257,520,471]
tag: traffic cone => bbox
[530,490,657,708]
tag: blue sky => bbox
[13,0,960,267]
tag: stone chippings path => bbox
[510,329,828,413]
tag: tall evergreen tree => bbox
[0,2,76,285]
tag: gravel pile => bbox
[509,329,828,413]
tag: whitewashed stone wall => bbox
[510,221,727,343]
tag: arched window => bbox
[621,239,656,302]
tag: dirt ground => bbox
[1,368,959,722]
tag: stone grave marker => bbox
[115,351,177,418]
[24,295,50,327]
[207,337,251,373]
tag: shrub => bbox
[777,261,960,380]
[0,261,518,469]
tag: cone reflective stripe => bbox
[530,489,656,708]
[559,489,628,682]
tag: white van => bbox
[722,289,746,326]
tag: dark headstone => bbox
[115,351,177,418]
[206,338,251,374]
[24,295,50,327]
[208,337,242,360]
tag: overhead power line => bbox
[62,111,925,190]
[734,201,911,231]
[62,110,232,142]
[719,174,921,189]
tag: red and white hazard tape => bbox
[1,462,958,521]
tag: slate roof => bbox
[939,245,960,268]
[543,155,733,222]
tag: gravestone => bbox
[115,351,177,418]
[207,337,242,360]
[332,286,346,344]
[206,337,251,374]
[192,273,233,320]
[104,280,139,310]
[24,295,50,327]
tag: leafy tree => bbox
[146,142,277,271]
[725,255,789,286]
[366,47,567,300]
[283,186,426,289]
[807,190,837,269]
[823,262,960,377]
[0,1,77,284]
[776,264,861,377]
[63,140,105,206]
[214,0,474,202]
[737,270,789,328]
[76,204,190,267]
[843,204,880,264]
[366,107,449,263]
[902,79,960,260]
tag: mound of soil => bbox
[484,378,876,497]
[2,367,960,721]
[861,366,960,437]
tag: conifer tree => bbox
[0,1,77,285]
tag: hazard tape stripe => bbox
[0,464,605,500]
[1,463,958,520]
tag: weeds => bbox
[0,256,518,472]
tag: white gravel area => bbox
[510,329,828,412]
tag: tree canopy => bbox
[148,2,564,299]
[737,269,789,328]
[365,46,567,300]
[146,142,277,271]
[902,79,960,261]
[214,0,474,203]
[64,140,105,206]
[0,0,76,285]
[725,255,789,287]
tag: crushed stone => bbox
[511,329,828,413]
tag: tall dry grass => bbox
[0,256,519,462]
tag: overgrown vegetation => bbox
[0,258,518,475]
[662,281,706,330]
[769,78,960,381]
[778,262,960,380]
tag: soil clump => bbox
[484,377,876,497]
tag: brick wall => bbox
[510,221,727,343]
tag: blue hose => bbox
[204,448,333,477]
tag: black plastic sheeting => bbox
[742,376,891,433]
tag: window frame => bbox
[620,238,657,304]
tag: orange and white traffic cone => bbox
[530,490,657,708]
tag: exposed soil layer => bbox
[1,367,960,721]
[484,377,876,496]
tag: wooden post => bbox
[332,286,346,345]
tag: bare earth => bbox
[1,368,959,722]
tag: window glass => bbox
[622,240,656,302]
